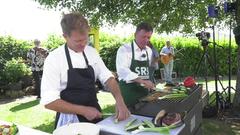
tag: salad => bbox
[0,124,18,135]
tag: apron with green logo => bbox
[119,41,150,107]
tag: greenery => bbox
[2,58,31,84]
[0,36,32,69]
[98,33,238,77]
[34,0,229,33]
[0,34,237,80]
[43,34,65,51]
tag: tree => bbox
[35,0,219,33]
[233,0,240,109]
[35,0,240,107]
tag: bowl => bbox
[53,123,100,135]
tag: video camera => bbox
[196,31,211,46]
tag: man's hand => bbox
[115,102,131,121]
[141,80,155,90]
[105,77,131,121]
[82,106,102,121]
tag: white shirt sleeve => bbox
[40,52,62,105]
[94,50,114,85]
[116,45,139,82]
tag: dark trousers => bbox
[32,71,43,98]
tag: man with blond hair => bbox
[41,13,130,128]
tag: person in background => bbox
[40,13,130,128]
[116,22,155,110]
[147,41,159,84]
[27,39,48,98]
[160,40,175,86]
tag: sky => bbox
[0,0,63,40]
[0,0,135,40]
[0,0,232,42]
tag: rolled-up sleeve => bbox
[116,46,138,82]
[40,53,62,105]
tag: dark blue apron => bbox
[55,45,102,128]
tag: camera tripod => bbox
[194,43,229,111]
[222,18,235,105]
[195,26,233,112]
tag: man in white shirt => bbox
[41,13,130,128]
[116,22,155,110]
[160,40,175,86]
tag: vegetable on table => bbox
[124,118,137,129]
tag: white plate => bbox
[53,123,100,135]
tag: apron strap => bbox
[131,41,135,60]
[82,51,89,66]
[64,44,89,69]
[65,44,73,69]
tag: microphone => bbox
[141,54,146,58]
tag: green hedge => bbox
[99,33,238,77]
[0,36,32,69]
[0,34,237,82]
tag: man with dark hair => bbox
[116,22,155,110]
[41,13,130,128]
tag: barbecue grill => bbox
[131,84,203,135]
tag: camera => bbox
[196,31,210,40]
[196,31,211,46]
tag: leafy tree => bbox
[34,0,240,107]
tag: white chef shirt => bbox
[116,41,152,83]
[40,45,113,105]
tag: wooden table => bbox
[0,120,51,135]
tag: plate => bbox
[53,123,100,135]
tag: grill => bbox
[131,84,203,135]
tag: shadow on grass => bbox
[10,100,39,112]
[34,120,55,134]
[32,105,115,133]
[202,118,237,135]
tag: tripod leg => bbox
[194,52,206,77]
[206,55,231,106]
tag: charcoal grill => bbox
[131,84,203,135]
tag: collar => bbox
[133,40,147,51]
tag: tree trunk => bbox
[233,0,240,108]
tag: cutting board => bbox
[97,114,185,135]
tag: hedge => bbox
[98,33,238,77]
[0,33,237,81]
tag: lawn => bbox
[0,79,239,134]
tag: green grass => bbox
[0,92,116,134]
[0,97,55,133]
[0,83,239,134]
[202,119,237,135]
